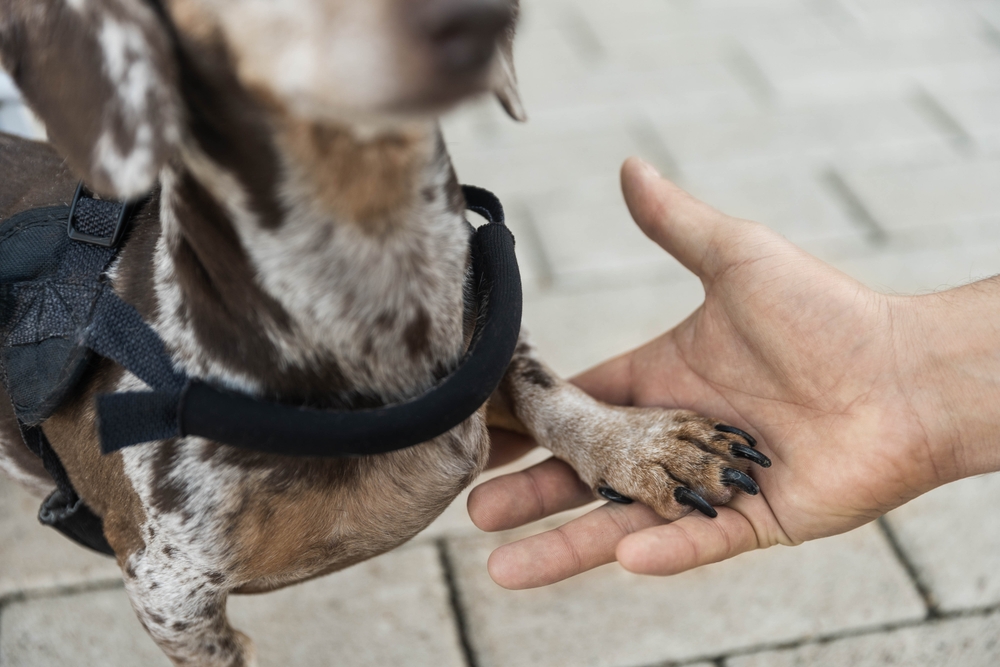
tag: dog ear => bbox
[0,0,180,199]
[493,2,526,122]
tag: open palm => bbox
[469,158,953,589]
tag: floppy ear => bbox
[493,0,526,122]
[0,0,180,198]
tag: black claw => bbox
[674,487,718,518]
[716,424,757,448]
[597,486,634,505]
[722,468,760,495]
[731,444,772,468]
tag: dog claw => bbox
[731,444,771,468]
[597,486,634,505]
[716,424,757,448]
[722,468,759,495]
[674,487,718,518]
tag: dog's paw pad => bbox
[591,412,768,521]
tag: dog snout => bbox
[412,0,514,75]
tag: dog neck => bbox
[146,50,472,409]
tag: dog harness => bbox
[0,183,522,555]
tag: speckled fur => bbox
[1,1,752,665]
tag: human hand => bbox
[469,157,978,589]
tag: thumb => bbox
[621,157,750,281]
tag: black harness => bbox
[0,183,521,555]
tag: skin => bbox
[468,157,1000,590]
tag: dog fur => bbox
[0,1,758,664]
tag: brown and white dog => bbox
[0,1,766,664]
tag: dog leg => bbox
[121,548,255,667]
[488,336,768,519]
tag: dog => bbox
[0,1,767,664]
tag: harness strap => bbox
[5,186,128,556]
[18,422,115,555]
[7,183,519,555]
[86,287,186,393]
[93,185,521,457]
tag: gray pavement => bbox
[4,0,1000,665]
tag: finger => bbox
[487,502,667,589]
[620,157,756,282]
[468,457,595,532]
[616,505,760,576]
[486,428,538,469]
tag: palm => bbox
[629,227,930,546]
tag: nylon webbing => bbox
[86,288,185,393]
[93,186,522,457]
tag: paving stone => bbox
[913,59,1000,98]
[746,36,1000,105]
[842,0,988,40]
[520,180,689,290]
[0,70,20,101]
[520,274,704,377]
[509,6,759,119]
[228,544,467,667]
[0,103,46,141]
[726,612,1000,667]
[0,476,121,601]
[0,586,172,667]
[926,84,1000,156]
[680,161,865,250]
[448,525,925,667]
[651,99,954,171]
[446,105,691,289]
[0,544,466,667]
[445,108,642,201]
[833,235,1000,295]
[884,473,1000,613]
[837,158,1000,234]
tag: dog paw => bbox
[590,410,769,520]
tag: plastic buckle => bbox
[66,182,137,248]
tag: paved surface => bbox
[3,0,1000,665]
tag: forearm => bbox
[899,277,1000,483]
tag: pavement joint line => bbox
[725,42,775,107]
[0,576,124,611]
[512,202,556,292]
[910,87,976,156]
[981,16,1000,54]
[810,0,864,35]
[560,5,606,66]
[436,538,480,667]
[627,115,683,181]
[818,167,889,245]
[877,517,941,618]
[686,601,1000,665]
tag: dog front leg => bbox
[487,335,768,519]
[121,548,255,667]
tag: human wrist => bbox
[896,284,1000,484]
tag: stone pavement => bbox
[3,0,1000,665]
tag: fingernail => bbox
[637,158,661,178]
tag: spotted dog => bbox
[0,1,767,665]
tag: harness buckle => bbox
[66,182,137,248]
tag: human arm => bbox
[467,157,1000,589]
